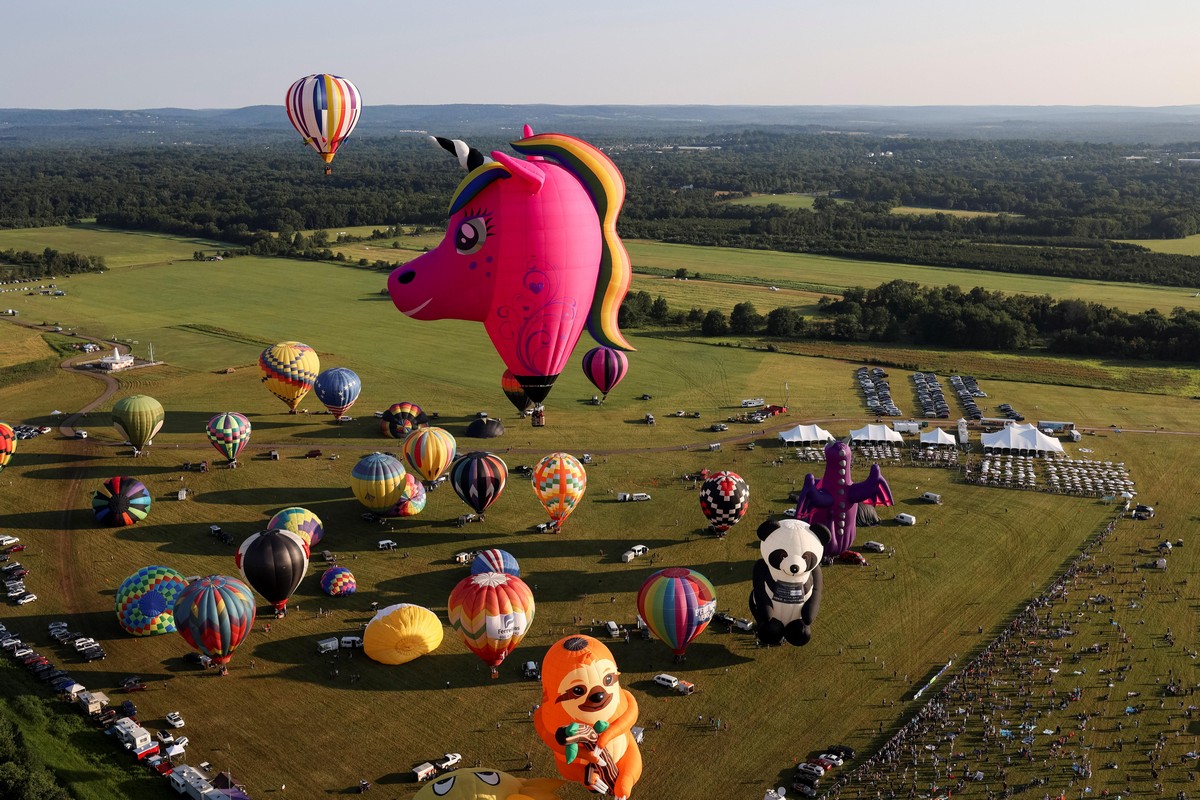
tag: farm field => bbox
[0,225,224,269]
[726,194,1017,218]
[1116,233,1200,256]
[0,228,1197,798]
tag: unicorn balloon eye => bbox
[389,127,634,410]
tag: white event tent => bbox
[850,423,903,443]
[778,424,834,444]
[920,428,958,447]
[980,423,1065,456]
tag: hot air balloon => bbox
[636,567,717,659]
[414,769,563,800]
[450,452,508,516]
[401,426,456,483]
[380,402,428,439]
[259,341,320,414]
[385,472,427,517]
[285,73,362,174]
[351,452,408,513]
[319,566,356,597]
[447,572,535,678]
[174,575,257,667]
[205,412,252,463]
[112,395,165,453]
[581,346,629,401]
[314,367,361,419]
[236,530,309,612]
[115,566,189,636]
[793,440,893,557]
[0,422,14,473]
[532,452,587,530]
[91,476,152,526]
[533,636,643,799]
[363,603,443,666]
[267,507,324,551]
[501,369,536,415]
[471,548,520,578]
[699,471,750,535]
[388,128,633,406]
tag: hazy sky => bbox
[7,0,1198,109]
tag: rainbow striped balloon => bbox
[259,341,320,413]
[285,74,362,166]
[173,575,257,666]
[320,566,356,597]
[400,426,456,482]
[532,452,587,527]
[385,472,427,517]
[91,476,152,526]
[267,507,324,550]
[351,452,408,513]
[636,567,717,657]
[380,402,428,439]
[447,572,535,676]
[115,566,189,636]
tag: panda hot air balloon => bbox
[380,402,428,439]
[636,567,717,659]
[447,572,535,678]
[267,507,324,551]
[173,575,256,667]
[319,566,356,597]
[314,367,361,419]
[91,476,152,526]
[699,470,750,535]
[449,452,508,516]
[236,530,309,612]
[0,422,15,473]
[259,341,319,414]
[581,346,629,401]
[351,452,408,513]
[115,566,189,636]
[205,412,252,464]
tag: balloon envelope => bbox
[501,369,536,414]
[385,472,427,517]
[236,529,309,611]
[532,452,586,527]
[413,769,563,800]
[363,603,443,665]
[447,572,534,673]
[351,452,408,512]
[401,426,456,482]
[582,346,629,398]
[259,342,320,413]
[173,575,257,666]
[285,74,362,165]
[699,471,750,533]
[636,567,717,656]
[314,367,361,417]
[267,507,324,550]
[319,566,356,597]
[380,402,428,438]
[0,422,14,472]
[112,395,165,450]
[471,548,520,577]
[92,476,152,526]
[115,566,189,636]
[450,452,508,515]
[206,412,251,462]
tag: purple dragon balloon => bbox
[794,441,893,556]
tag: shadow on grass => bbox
[24,465,181,481]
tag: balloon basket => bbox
[490,667,499,680]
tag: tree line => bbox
[0,247,106,278]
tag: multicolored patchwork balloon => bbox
[0,422,15,472]
[91,476,152,526]
[636,567,717,657]
[532,452,587,528]
[259,341,319,413]
[400,426,456,483]
[314,367,361,418]
[450,452,508,516]
[380,402,428,439]
[173,575,257,666]
[470,548,520,577]
[447,571,535,677]
[582,346,629,400]
[267,507,324,551]
[699,470,750,534]
[386,472,427,517]
[205,412,252,463]
[115,566,189,636]
[351,452,408,513]
[319,566,357,597]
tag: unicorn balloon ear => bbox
[490,150,546,193]
[427,135,490,171]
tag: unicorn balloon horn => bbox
[390,126,633,405]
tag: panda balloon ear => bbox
[757,519,780,542]
[810,523,831,548]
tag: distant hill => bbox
[1,104,1199,145]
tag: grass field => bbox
[726,194,1015,218]
[0,226,1197,798]
[1116,233,1200,256]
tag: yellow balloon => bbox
[259,341,320,413]
[363,604,443,665]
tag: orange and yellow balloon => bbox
[447,572,535,678]
[401,426,456,483]
[532,452,587,529]
[259,342,320,413]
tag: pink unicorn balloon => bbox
[388,127,633,404]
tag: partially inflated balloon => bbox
[636,567,716,657]
[236,530,309,611]
[401,426,456,483]
[471,548,520,577]
[532,452,586,528]
[364,603,443,665]
[388,130,634,406]
[501,369,536,414]
[381,402,428,439]
[285,74,362,173]
[0,422,14,472]
[115,566,189,636]
[112,395,164,451]
[267,507,324,550]
[450,452,508,515]
[206,412,251,463]
[351,452,408,512]
[92,476,152,526]
[414,769,563,800]
[319,566,356,597]
[447,572,534,677]
[173,575,256,666]
[314,367,361,418]
[259,342,319,413]
[385,472,426,517]
[582,346,629,399]
[699,471,750,534]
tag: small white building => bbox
[98,348,134,372]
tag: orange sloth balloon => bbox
[533,636,642,799]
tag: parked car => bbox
[165,711,185,728]
[895,513,917,526]
[16,593,37,605]
[156,730,175,746]
[837,551,868,566]
[434,753,462,772]
[652,674,680,690]
[827,745,857,760]
[795,762,825,778]
[862,541,886,553]
[81,647,106,662]
[521,661,541,680]
[819,753,844,767]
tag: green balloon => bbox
[112,395,165,450]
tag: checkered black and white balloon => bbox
[699,471,750,533]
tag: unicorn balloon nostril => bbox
[387,125,634,407]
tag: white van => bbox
[617,492,651,502]
[621,545,649,563]
[340,636,364,649]
[317,637,339,654]
[895,513,917,526]
[741,398,766,408]
[653,673,680,689]
[605,620,621,638]
[920,492,943,504]
[862,541,886,553]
